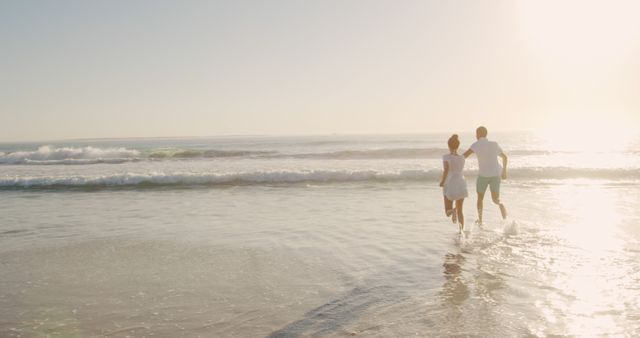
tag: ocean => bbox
[1,132,639,337]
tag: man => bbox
[463,126,508,224]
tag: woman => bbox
[439,134,468,233]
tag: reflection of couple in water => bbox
[439,126,508,233]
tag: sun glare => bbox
[517,0,640,67]
[547,184,630,335]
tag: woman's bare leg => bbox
[455,199,465,232]
[444,196,453,217]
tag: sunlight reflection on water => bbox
[544,184,634,336]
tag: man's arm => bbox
[499,153,508,179]
[463,149,474,158]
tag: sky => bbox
[1,0,639,141]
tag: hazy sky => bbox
[1,0,639,141]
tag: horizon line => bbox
[0,129,536,144]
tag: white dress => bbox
[442,153,468,201]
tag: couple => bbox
[438,126,508,233]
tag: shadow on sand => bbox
[267,284,401,338]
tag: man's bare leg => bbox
[491,191,507,219]
[476,192,484,224]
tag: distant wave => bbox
[2,167,639,189]
[147,149,277,159]
[148,148,567,160]
[290,149,573,159]
[285,148,443,159]
[0,146,572,165]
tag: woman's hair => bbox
[448,134,460,150]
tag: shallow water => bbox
[1,181,639,337]
[1,133,639,337]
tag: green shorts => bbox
[476,176,501,194]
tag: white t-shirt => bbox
[442,154,465,178]
[469,137,504,177]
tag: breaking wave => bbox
[0,146,570,165]
[0,146,140,165]
[2,167,639,189]
[0,170,438,188]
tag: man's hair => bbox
[476,126,488,138]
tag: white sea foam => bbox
[0,169,438,188]
[1,167,639,189]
